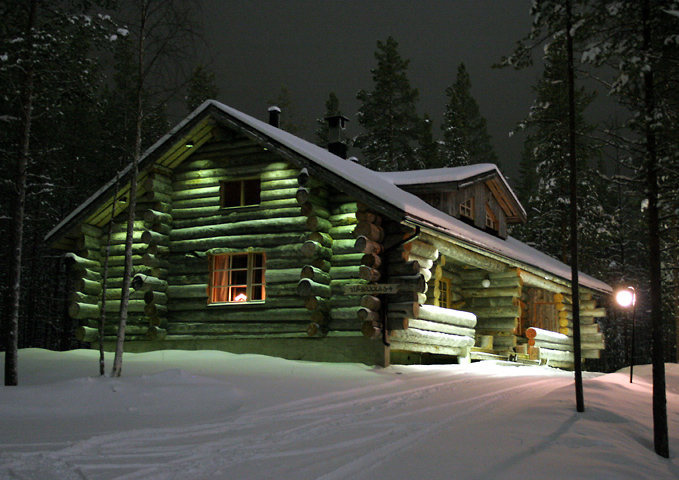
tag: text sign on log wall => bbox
[342,284,399,295]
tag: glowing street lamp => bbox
[615,287,636,383]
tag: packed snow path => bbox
[1,349,678,479]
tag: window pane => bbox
[243,179,260,205]
[220,180,241,208]
[209,253,266,304]
[231,254,248,269]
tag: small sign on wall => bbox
[342,284,399,295]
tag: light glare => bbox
[616,289,635,308]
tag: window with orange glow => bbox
[209,253,266,304]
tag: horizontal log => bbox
[64,252,101,271]
[301,265,331,284]
[360,295,381,311]
[390,274,427,294]
[310,309,330,326]
[361,253,382,269]
[266,268,303,284]
[297,278,332,298]
[305,296,330,311]
[355,210,381,225]
[301,241,332,260]
[404,240,438,261]
[144,209,173,224]
[388,302,420,318]
[389,341,470,358]
[142,253,171,269]
[461,286,521,298]
[144,303,168,316]
[354,236,382,254]
[419,304,477,328]
[357,307,380,322]
[145,326,168,341]
[353,221,384,242]
[467,305,521,319]
[168,307,311,323]
[408,319,475,338]
[167,284,208,299]
[358,265,381,282]
[74,278,102,296]
[75,326,100,343]
[429,239,505,272]
[331,238,358,255]
[308,231,333,247]
[389,328,474,348]
[306,216,332,232]
[388,318,409,331]
[69,302,100,320]
[526,327,572,344]
[170,216,308,241]
[148,315,168,327]
[390,261,420,276]
[171,233,302,252]
[131,274,168,292]
[362,320,381,339]
[306,323,327,337]
[518,269,569,294]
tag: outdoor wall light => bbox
[481,275,491,288]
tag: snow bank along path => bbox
[1,349,678,479]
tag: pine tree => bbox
[185,64,220,112]
[355,36,421,171]
[417,114,440,168]
[440,63,497,167]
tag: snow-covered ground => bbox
[1,349,678,479]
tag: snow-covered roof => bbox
[380,164,498,185]
[46,100,611,294]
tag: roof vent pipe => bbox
[268,106,281,128]
[325,114,350,159]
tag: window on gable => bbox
[459,197,474,220]
[438,276,452,309]
[209,252,266,304]
[485,205,499,232]
[220,178,260,209]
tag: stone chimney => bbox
[325,115,350,159]
[268,106,281,128]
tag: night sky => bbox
[201,1,537,179]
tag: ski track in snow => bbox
[1,372,567,480]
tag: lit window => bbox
[220,178,260,208]
[460,197,474,220]
[209,252,266,304]
[438,277,452,308]
[486,206,499,231]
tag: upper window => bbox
[220,178,260,208]
[460,197,474,220]
[209,252,266,304]
[485,206,499,231]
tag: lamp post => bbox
[615,287,637,383]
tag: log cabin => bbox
[45,100,612,368]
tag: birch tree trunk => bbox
[4,0,37,387]
[111,1,147,378]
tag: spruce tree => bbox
[511,39,614,278]
[315,92,343,147]
[440,63,497,167]
[355,36,421,171]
